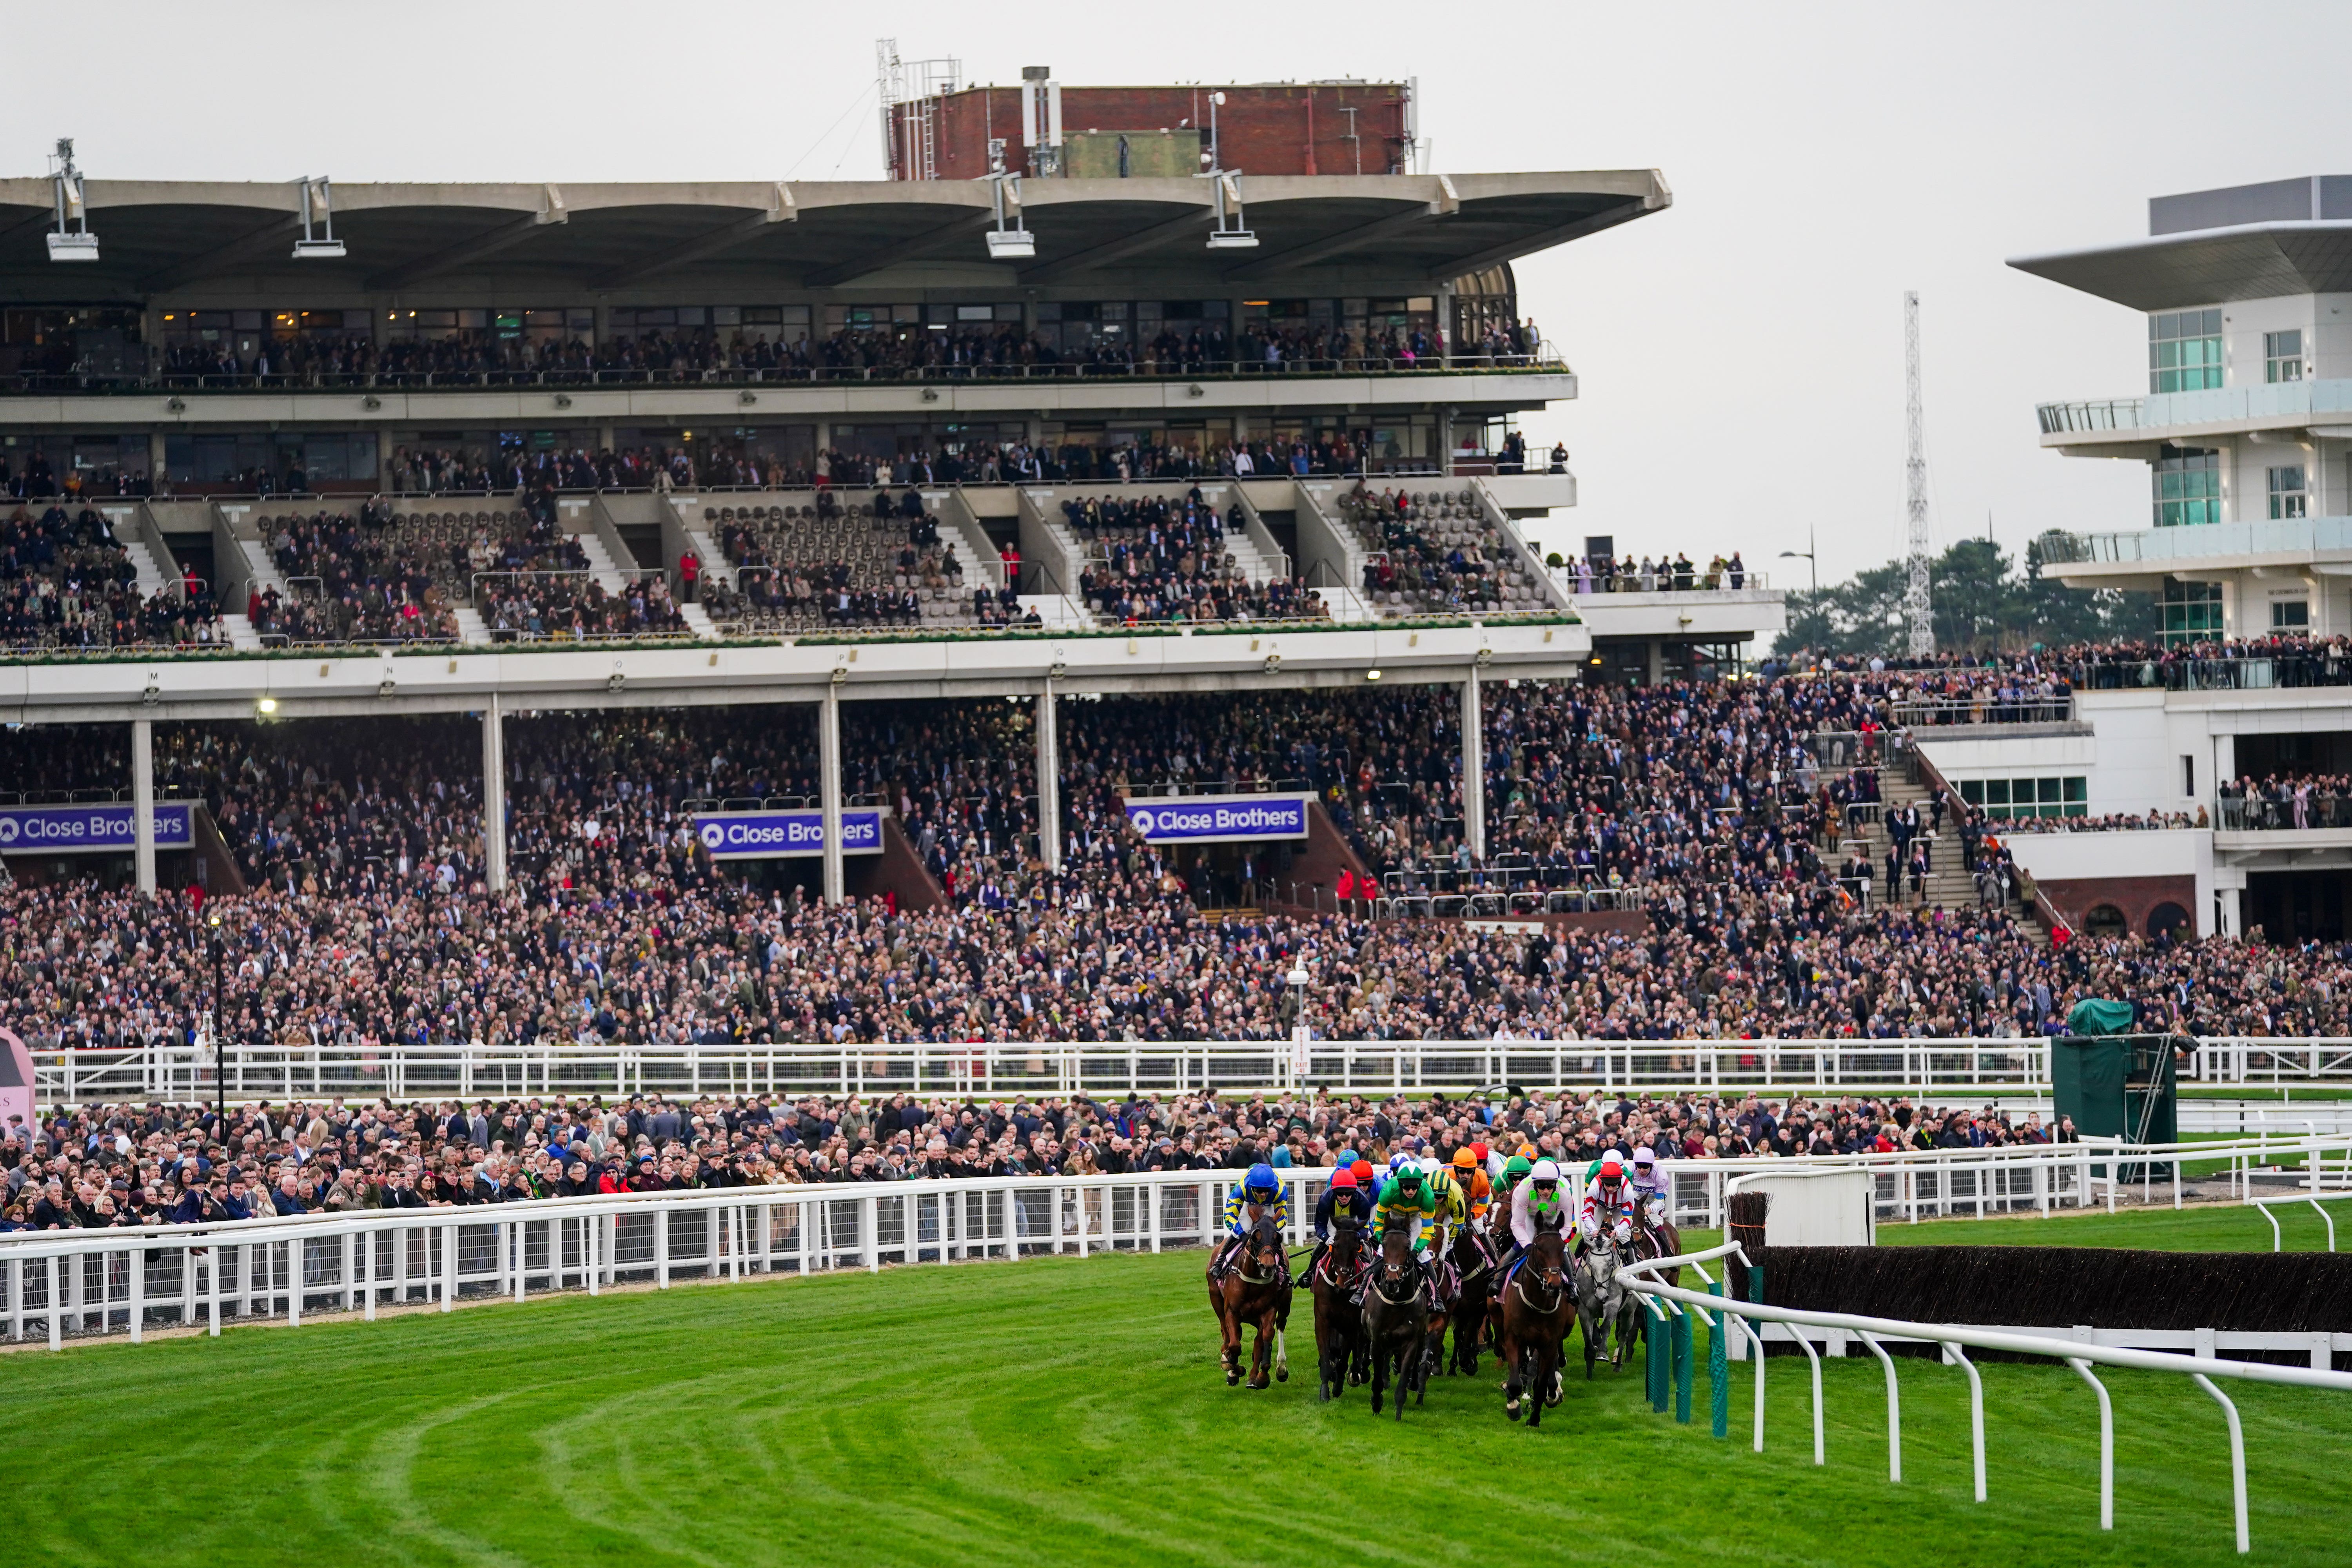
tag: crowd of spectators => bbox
[1984,810,2201,835]
[0,1078,2061,1235]
[1560,551,1751,593]
[6,675,2352,1075]
[0,502,223,649]
[2218,775,2352,831]
[1063,491,1327,624]
[1336,483,1552,614]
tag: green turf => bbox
[5,1219,2350,1568]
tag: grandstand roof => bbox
[0,172,1666,299]
[2007,222,2352,311]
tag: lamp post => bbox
[207,911,224,1124]
[1779,525,1818,594]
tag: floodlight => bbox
[986,229,1036,260]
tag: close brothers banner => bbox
[693,809,885,860]
[1122,793,1312,845]
[0,802,195,855]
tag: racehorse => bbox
[1496,1229,1576,1426]
[1574,1229,1641,1378]
[1208,1213,1292,1389]
[1362,1219,1431,1419]
[1307,1218,1369,1402]
[1444,1213,1499,1375]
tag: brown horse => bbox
[1208,1213,1292,1389]
[1444,1213,1500,1375]
[1362,1219,1431,1419]
[1308,1218,1369,1402]
[1497,1228,1576,1426]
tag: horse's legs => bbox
[1274,1325,1289,1383]
[1214,1292,1242,1385]
[1369,1341,1387,1414]
[1503,1330,1525,1421]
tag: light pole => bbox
[1779,524,1818,594]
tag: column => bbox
[1035,683,1061,871]
[1460,668,1485,864]
[481,695,507,893]
[131,719,156,895]
[1646,639,1665,686]
[819,687,844,905]
[146,432,168,490]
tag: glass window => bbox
[2152,445,2220,527]
[2272,599,2311,628]
[2266,328,2303,383]
[2269,465,2307,519]
[2149,308,2223,393]
[2160,579,2224,644]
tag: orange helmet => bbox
[1451,1148,1478,1169]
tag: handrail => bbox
[1623,1261,2352,1554]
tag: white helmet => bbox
[1530,1159,1561,1183]
[1632,1145,1655,1166]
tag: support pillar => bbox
[131,718,156,895]
[820,686,845,905]
[1646,639,1665,686]
[1460,667,1485,863]
[481,695,506,893]
[1035,683,1061,871]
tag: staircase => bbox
[566,527,632,592]
[1221,522,1282,586]
[103,508,174,598]
[679,602,721,640]
[1844,762,2047,944]
[452,606,491,645]
[220,613,264,651]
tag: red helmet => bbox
[1351,1159,1376,1187]
[1330,1169,1357,1189]
[1599,1157,1624,1181]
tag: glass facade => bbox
[2161,579,2224,643]
[1957,776,2087,820]
[2152,444,2221,527]
[2149,309,2223,393]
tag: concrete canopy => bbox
[0,171,1667,301]
[2007,222,2352,312]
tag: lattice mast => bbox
[1903,290,1935,656]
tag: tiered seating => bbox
[1335,484,1550,614]
[697,498,999,633]
[0,502,220,648]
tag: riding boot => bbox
[1296,1239,1326,1289]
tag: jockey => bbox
[1450,1147,1494,1220]
[1300,1168,1373,1287]
[1494,1152,1535,1207]
[1503,1157,1574,1276]
[1628,1145,1668,1230]
[1214,1162,1289,1275]
[1371,1160,1443,1281]
[1578,1155,1635,1253]
[1421,1158,1465,1262]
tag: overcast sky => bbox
[9,1,2351,584]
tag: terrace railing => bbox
[36,1036,2352,1104]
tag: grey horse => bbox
[1574,1228,1642,1378]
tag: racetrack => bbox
[5,1203,2351,1567]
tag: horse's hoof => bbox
[1225,1370,1240,1387]
[1275,1367,1289,1383]
[1507,1398,1523,1422]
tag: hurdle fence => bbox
[1619,1241,2352,1555]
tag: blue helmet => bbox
[1336,1147,1359,1168]
[1245,1162,1277,1194]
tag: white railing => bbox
[0,1167,1291,1351]
[1620,1241,2352,1555]
[38,1036,2352,1102]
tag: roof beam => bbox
[801,212,995,288]
[1437,198,1653,279]
[1019,206,1212,283]
[367,186,567,290]
[1221,204,1441,282]
[595,182,795,289]
[139,214,301,291]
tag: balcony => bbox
[2036,377,2352,445]
[2039,516,2352,572]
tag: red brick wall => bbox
[897,84,1410,181]
[2034,875,2197,940]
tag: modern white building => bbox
[1929,181,2352,944]
[2018,175,2352,641]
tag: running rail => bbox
[1618,1242,2352,1553]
